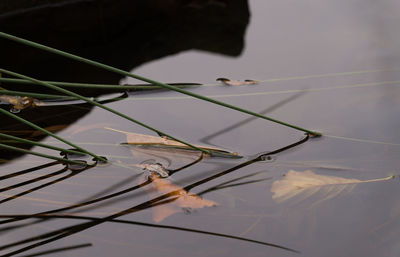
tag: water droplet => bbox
[10,108,20,113]
[60,149,97,171]
[67,160,88,172]
[94,156,108,166]
[259,155,276,162]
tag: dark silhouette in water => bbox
[0,0,249,90]
[0,134,309,256]
[0,0,250,163]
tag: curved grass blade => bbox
[0,107,105,162]
[0,133,90,157]
[17,243,92,257]
[0,136,312,255]
[0,134,311,229]
[0,68,211,155]
[0,77,199,91]
[0,32,321,136]
[0,166,88,205]
[0,143,88,166]
[0,89,71,100]
[0,167,67,194]
[0,214,299,254]
[0,161,58,181]
[198,172,272,195]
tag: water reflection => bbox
[2,0,400,256]
[0,134,309,256]
[17,243,92,257]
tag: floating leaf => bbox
[216,78,258,86]
[105,127,241,159]
[147,173,217,222]
[271,170,393,203]
[122,146,203,172]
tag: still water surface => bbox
[1,0,400,256]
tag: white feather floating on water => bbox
[271,170,394,203]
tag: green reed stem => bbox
[0,133,86,156]
[0,77,197,91]
[0,143,87,165]
[0,135,149,172]
[0,89,71,99]
[0,107,106,161]
[0,31,321,136]
[0,69,211,155]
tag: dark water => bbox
[1,0,400,256]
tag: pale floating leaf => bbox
[147,174,217,222]
[127,146,203,171]
[104,127,241,159]
[271,170,393,203]
[216,78,258,86]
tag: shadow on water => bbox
[199,92,306,146]
[0,0,249,163]
[0,134,311,256]
[0,0,249,90]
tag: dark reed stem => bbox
[17,243,92,257]
[0,135,311,255]
[0,214,299,253]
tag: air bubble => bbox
[10,108,20,113]
[259,155,276,162]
